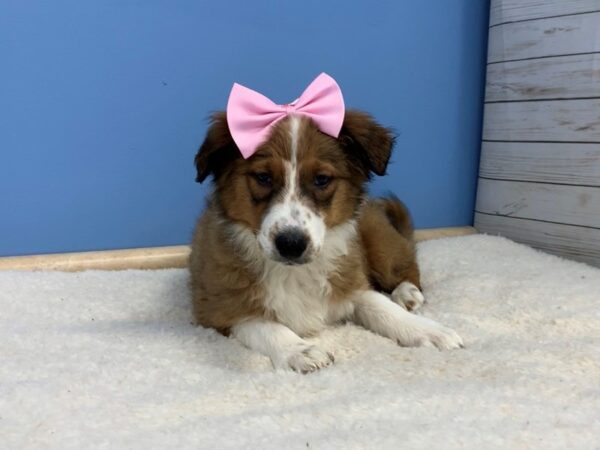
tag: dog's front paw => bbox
[274,343,334,373]
[420,322,464,350]
[399,316,464,350]
[391,281,425,311]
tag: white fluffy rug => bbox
[2,235,600,449]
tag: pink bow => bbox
[226,73,345,159]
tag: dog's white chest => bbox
[258,222,358,336]
[262,263,333,336]
[229,220,358,336]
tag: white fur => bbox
[230,220,357,337]
[391,281,426,311]
[231,319,333,372]
[258,116,327,259]
[353,290,463,350]
[228,219,356,370]
[229,218,464,368]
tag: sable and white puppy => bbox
[189,102,462,372]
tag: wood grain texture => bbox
[490,0,600,27]
[0,227,477,271]
[479,141,600,186]
[488,11,600,63]
[475,212,600,266]
[483,99,600,142]
[486,53,600,101]
[476,178,600,228]
[482,0,600,267]
[0,245,190,272]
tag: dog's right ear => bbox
[194,112,239,183]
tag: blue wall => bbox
[1,1,489,256]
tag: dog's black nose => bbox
[274,229,308,261]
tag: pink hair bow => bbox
[226,73,345,159]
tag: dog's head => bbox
[194,111,394,265]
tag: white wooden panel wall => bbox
[488,12,600,63]
[477,179,600,228]
[475,213,600,267]
[476,0,600,267]
[489,0,600,27]
[483,99,600,142]
[486,53,600,101]
[480,142,600,185]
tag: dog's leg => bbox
[353,290,463,350]
[390,281,426,312]
[232,319,334,373]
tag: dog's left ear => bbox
[339,110,395,176]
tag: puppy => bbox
[189,110,463,372]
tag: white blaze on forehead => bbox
[287,114,300,198]
[258,115,327,259]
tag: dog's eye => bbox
[253,172,272,187]
[314,174,332,189]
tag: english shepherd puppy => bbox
[189,74,462,373]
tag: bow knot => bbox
[283,103,296,114]
[226,73,345,159]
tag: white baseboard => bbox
[0,226,477,271]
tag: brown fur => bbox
[189,110,419,335]
[359,196,421,292]
[188,199,372,334]
[189,206,265,335]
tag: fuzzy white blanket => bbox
[1,235,599,449]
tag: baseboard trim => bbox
[0,226,477,272]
